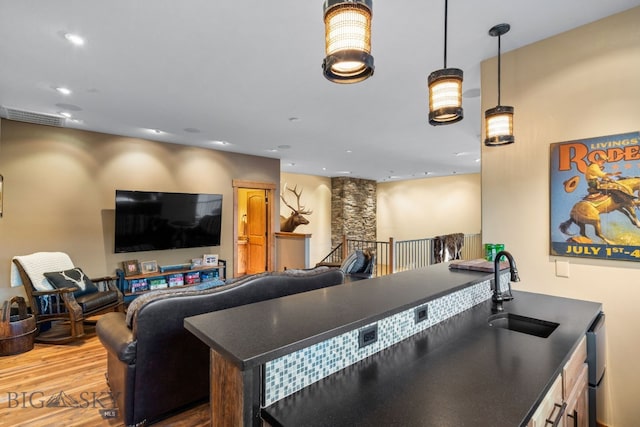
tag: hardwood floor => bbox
[0,325,210,427]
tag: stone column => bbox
[331,177,377,247]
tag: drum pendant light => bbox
[484,23,515,146]
[322,0,374,84]
[428,0,463,125]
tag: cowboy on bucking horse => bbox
[585,152,636,203]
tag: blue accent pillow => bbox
[44,267,99,297]
[339,251,357,272]
[349,250,367,274]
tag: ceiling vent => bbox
[1,106,66,127]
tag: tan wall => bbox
[377,174,481,241]
[280,172,332,265]
[281,173,479,265]
[481,7,640,425]
[0,120,280,301]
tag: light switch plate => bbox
[555,260,570,278]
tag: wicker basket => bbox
[1,296,36,356]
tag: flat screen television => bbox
[114,190,222,253]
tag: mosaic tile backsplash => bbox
[264,274,508,405]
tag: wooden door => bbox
[247,190,267,274]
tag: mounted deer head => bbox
[280,185,312,232]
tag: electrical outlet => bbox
[358,324,378,348]
[414,305,429,324]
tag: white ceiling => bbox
[1,1,639,182]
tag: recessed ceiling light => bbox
[64,33,85,46]
[345,149,352,153]
[55,87,71,95]
[211,140,229,145]
[337,171,352,174]
[288,162,296,166]
[147,129,163,134]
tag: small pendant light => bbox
[322,0,374,84]
[484,23,514,146]
[428,0,463,125]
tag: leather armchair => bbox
[97,267,344,426]
[11,252,123,343]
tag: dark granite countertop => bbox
[184,263,601,426]
[262,290,602,427]
[184,263,492,370]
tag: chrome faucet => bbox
[492,250,520,312]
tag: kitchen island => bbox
[184,263,602,426]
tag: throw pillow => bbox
[349,250,367,274]
[358,250,374,274]
[339,251,358,272]
[44,268,99,297]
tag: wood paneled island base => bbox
[211,350,261,427]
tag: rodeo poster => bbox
[550,131,640,261]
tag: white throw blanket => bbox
[11,252,75,291]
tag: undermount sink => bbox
[488,313,559,338]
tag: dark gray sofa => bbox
[96,267,344,426]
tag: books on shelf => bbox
[200,271,216,281]
[160,263,191,273]
[184,272,201,285]
[130,279,149,293]
[168,273,184,287]
[149,277,168,290]
[123,259,225,295]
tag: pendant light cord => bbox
[443,0,448,68]
[497,34,502,105]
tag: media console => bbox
[116,260,226,302]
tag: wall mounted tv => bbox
[114,190,222,253]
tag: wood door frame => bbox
[232,180,276,277]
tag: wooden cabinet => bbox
[528,374,564,427]
[237,240,247,275]
[563,336,588,427]
[564,364,588,427]
[528,336,588,427]
[563,336,587,397]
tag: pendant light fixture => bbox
[484,23,514,146]
[322,0,374,84]
[428,0,463,125]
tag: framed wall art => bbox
[203,254,219,266]
[549,131,640,261]
[141,260,159,274]
[123,259,140,277]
